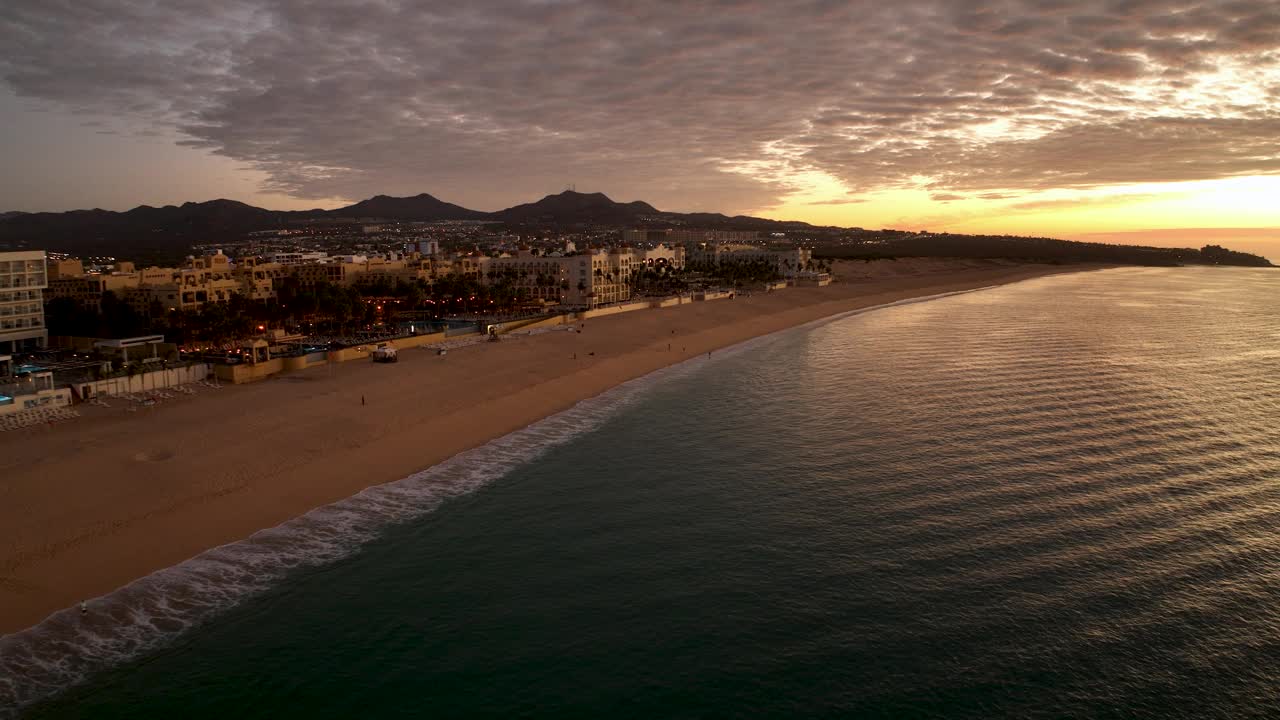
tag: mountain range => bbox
[2,190,1272,268]
[0,190,814,256]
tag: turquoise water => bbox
[7,267,1280,717]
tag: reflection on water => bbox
[21,266,1280,719]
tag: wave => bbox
[0,280,1024,716]
[0,356,699,716]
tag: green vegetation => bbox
[630,264,688,295]
[684,259,782,287]
[43,273,552,345]
[815,234,1273,267]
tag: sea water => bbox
[7,266,1280,718]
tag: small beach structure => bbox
[92,335,166,369]
[372,344,398,363]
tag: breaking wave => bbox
[0,355,701,716]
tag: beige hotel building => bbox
[0,250,48,354]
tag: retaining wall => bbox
[75,363,211,398]
[582,300,651,320]
[0,387,74,416]
[214,358,284,384]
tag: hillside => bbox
[328,193,487,221]
[0,190,814,258]
[815,233,1274,267]
[0,200,292,260]
[495,190,658,225]
[0,191,1271,268]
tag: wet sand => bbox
[0,259,1107,635]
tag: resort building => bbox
[481,251,573,305]
[621,229,671,244]
[46,271,139,312]
[0,250,48,353]
[267,251,328,266]
[354,256,447,291]
[668,229,761,245]
[46,258,86,280]
[625,229,762,246]
[637,244,686,271]
[122,250,242,313]
[46,251,289,314]
[39,236,807,325]
[588,248,637,306]
[234,258,288,301]
[293,261,362,288]
[476,248,650,308]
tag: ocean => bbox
[6,266,1280,718]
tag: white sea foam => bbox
[0,281,1014,716]
[0,359,687,716]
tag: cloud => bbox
[2,0,1279,212]
[1008,192,1167,211]
[807,198,870,205]
[1076,226,1280,240]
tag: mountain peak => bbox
[330,193,485,221]
[550,190,611,200]
[497,190,659,223]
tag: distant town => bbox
[39,226,826,340]
[1,188,1270,431]
[1,225,833,429]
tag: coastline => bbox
[0,259,1110,639]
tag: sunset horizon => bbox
[5,178,1278,260]
[5,1,1280,257]
[5,2,1280,717]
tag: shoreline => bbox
[0,259,1112,639]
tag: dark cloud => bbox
[2,0,1278,211]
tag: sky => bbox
[2,0,1278,257]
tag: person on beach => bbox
[80,600,87,615]
[361,395,366,406]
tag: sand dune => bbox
[0,259,1104,635]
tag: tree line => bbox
[43,258,831,345]
[43,274,537,345]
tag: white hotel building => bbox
[0,250,48,353]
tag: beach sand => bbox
[0,259,1105,635]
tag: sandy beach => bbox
[0,259,1106,636]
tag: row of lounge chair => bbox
[0,405,80,432]
[0,379,216,429]
[119,383,213,411]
